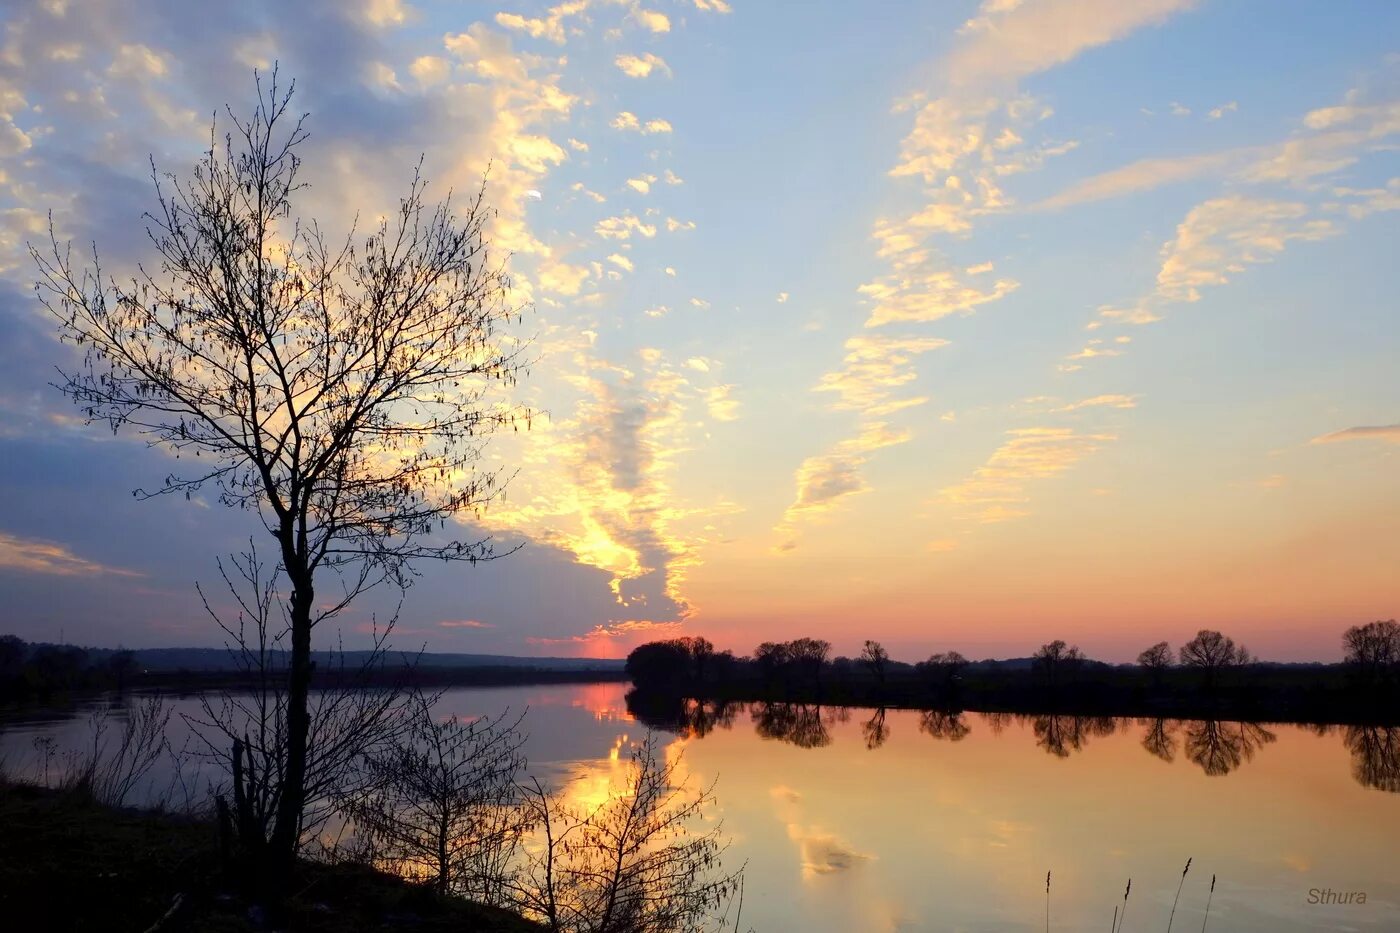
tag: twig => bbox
[1200,875,1216,933]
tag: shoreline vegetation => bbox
[0,634,627,704]
[623,623,1400,728]
[0,780,545,932]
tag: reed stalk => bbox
[1166,858,1192,933]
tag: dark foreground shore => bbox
[0,781,543,933]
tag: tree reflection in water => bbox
[1183,721,1276,776]
[625,691,1400,794]
[918,709,971,742]
[862,708,890,750]
[1140,717,1179,763]
[1344,725,1400,792]
[1031,714,1118,758]
[752,702,832,749]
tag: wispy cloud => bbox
[941,427,1115,522]
[0,531,142,578]
[1310,424,1400,445]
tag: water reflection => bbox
[1141,717,1178,763]
[620,690,1400,794]
[860,708,889,750]
[753,702,830,749]
[1345,724,1400,792]
[1031,714,1118,759]
[1183,720,1276,776]
[918,709,970,742]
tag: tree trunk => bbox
[269,571,314,883]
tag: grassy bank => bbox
[0,781,544,932]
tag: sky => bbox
[0,0,1396,662]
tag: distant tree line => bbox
[0,635,141,698]
[624,621,1400,724]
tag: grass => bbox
[0,780,544,932]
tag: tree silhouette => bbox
[860,640,889,686]
[345,695,527,899]
[1179,630,1251,689]
[1342,620,1400,691]
[1136,642,1173,687]
[32,72,525,876]
[1032,640,1083,690]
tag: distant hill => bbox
[32,644,624,673]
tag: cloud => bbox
[1059,338,1123,370]
[948,0,1200,86]
[626,173,656,193]
[614,52,670,78]
[629,8,670,33]
[438,619,494,628]
[778,422,912,539]
[495,1,591,45]
[526,619,685,649]
[1053,394,1138,412]
[1207,100,1238,120]
[1310,424,1400,445]
[692,0,732,12]
[705,385,740,422]
[941,427,1115,521]
[1154,196,1337,302]
[1040,92,1400,211]
[814,334,949,412]
[1035,149,1249,210]
[606,252,634,272]
[0,531,142,577]
[596,213,657,239]
[776,291,789,303]
[611,112,672,134]
[860,262,1019,327]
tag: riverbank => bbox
[0,781,544,932]
[624,665,1400,728]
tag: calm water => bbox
[3,682,1397,932]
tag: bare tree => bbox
[346,693,527,901]
[786,637,831,692]
[859,640,889,687]
[916,651,967,696]
[32,71,526,875]
[1343,620,1400,690]
[1178,630,1251,689]
[190,547,410,882]
[1032,640,1083,689]
[1137,641,1172,673]
[507,735,742,933]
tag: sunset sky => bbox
[0,0,1396,661]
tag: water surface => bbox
[3,683,1396,931]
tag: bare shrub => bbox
[507,734,742,933]
[346,693,528,901]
